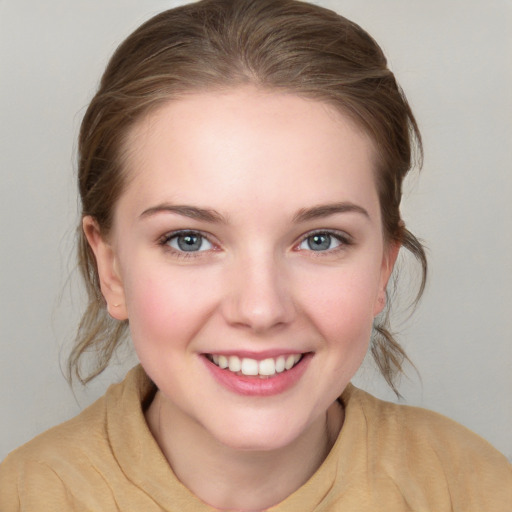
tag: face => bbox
[85,87,397,452]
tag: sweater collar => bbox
[107,365,365,511]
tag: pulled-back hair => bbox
[71,0,427,393]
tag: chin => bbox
[208,412,315,453]
[218,431,296,453]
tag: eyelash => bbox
[158,228,353,259]
[295,230,353,255]
[158,230,216,259]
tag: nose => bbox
[221,252,296,333]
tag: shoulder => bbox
[341,385,512,509]
[2,380,111,471]
[0,390,108,511]
[0,366,153,511]
[351,386,509,464]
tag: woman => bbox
[1,0,510,510]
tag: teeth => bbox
[241,358,259,376]
[285,355,296,370]
[210,354,303,377]
[258,358,276,376]
[275,356,286,373]
[228,356,241,372]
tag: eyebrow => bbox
[293,202,370,223]
[140,201,369,224]
[139,204,227,223]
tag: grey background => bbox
[1,0,511,461]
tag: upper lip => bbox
[203,349,310,361]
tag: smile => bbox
[206,353,303,378]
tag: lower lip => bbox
[202,354,311,397]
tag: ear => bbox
[374,240,400,316]
[82,216,128,321]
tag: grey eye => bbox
[168,232,213,252]
[299,233,341,251]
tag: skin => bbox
[84,87,398,510]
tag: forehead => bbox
[118,87,380,220]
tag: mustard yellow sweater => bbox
[1,365,511,511]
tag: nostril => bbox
[220,259,296,331]
[222,291,295,332]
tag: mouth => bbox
[205,353,305,379]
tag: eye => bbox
[297,231,347,252]
[164,231,213,252]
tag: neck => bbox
[145,392,343,511]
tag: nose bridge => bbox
[223,246,295,332]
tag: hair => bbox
[70,0,427,394]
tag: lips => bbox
[206,353,302,378]
[203,351,311,396]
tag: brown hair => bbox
[70,0,427,393]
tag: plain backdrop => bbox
[1,0,511,462]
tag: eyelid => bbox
[157,228,352,256]
[158,229,219,255]
[295,229,353,251]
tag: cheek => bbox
[296,264,380,344]
[122,263,219,354]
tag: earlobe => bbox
[82,216,128,321]
[374,241,400,316]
